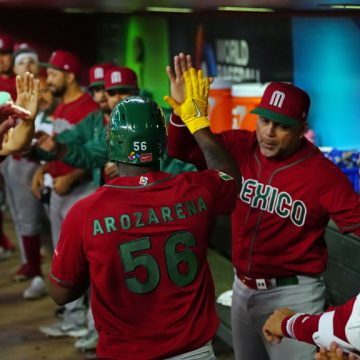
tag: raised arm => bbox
[0,72,39,155]
[262,294,360,358]
[164,67,241,191]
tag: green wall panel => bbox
[124,16,170,107]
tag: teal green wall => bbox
[124,16,170,107]
[95,15,170,108]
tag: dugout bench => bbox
[207,218,360,349]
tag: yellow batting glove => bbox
[164,68,210,134]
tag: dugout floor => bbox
[0,210,234,360]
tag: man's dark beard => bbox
[51,84,66,97]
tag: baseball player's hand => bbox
[262,308,296,344]
[15,72,40,121]
[166,53,193,104]
[37,134,57,152]
[315,342,356,360]
[32,165,46,199]
[104,162,119,179]
[0,92,31,122]
[0,91,31,152]
[164,68,210,134]
[53,174,73,196]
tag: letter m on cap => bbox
[269,91,285,108]
[111,71,122,84]
[94,67,104,79]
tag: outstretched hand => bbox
[166,53,193,105]
[15,72,40,121]
[164,67,210,134]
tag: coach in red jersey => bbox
[49,68,240,359]
[166,53,360,360]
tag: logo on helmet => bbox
[128,151,140,161]
[140,153,153,162]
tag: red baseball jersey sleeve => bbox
[0,75,16,101]
[282,294,358,347]
[50,170,237,359]
[168,114,360,278]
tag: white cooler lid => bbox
[210,77,234,90]
[231,83,269,97]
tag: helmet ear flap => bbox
[107,96,167,165]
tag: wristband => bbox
[285,313,306,339]
[183,116,210,134]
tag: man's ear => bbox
[299,122,308,139]
[65,72,76,85]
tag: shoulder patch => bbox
[217,170,234,181]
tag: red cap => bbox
[104,66,138,91]
[44,50,81,78]
[250,82,310,126]
[0,35,13,52]
[88,63,114,88]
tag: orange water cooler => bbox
[231,83,268,131]
[208,78,233,133]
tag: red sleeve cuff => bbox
[169,112,185,126]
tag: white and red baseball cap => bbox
[88,63,114,88]
[13,42,38,65]
[43,50,81,78]
[251,82,310,126]
[104,66,138,91]
[0,35,13,53]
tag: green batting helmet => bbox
[107,96,167,164]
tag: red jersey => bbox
[50,170,237,359]
[168,115,360,278]
[48,93,98,177]
[0,75,16,101]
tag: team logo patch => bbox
[128,151,140,161]
[217,171,234,181]
[139,176,149,185]
[140,153,153,162]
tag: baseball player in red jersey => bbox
[49,69,241,359]
[0,34,16,258]
[0,34,16,100]
[33,50,98,338]
[166,53,360,360]
[262,293,360,359]
[2,46,51,300]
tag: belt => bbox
[237,273,299,290]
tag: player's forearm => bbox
[66,168,89,184]
[0,120,34,155]
[193,127,241,190]
[168,112,207,169]
[49,280,88,306]
[61,143,107,170]
[282,313,322,345]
